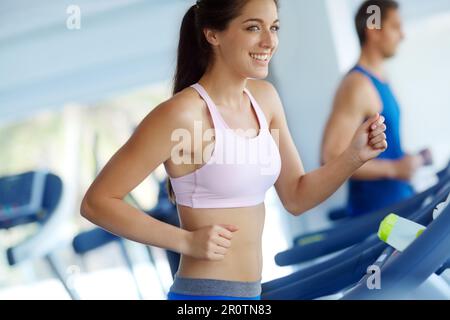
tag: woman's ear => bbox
[204,28,220,46]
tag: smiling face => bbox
[204,0,279,79]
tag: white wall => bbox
[271,0,353,235]
[388,12,450,170]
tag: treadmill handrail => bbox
[342,199,450,300]
[276,176,450,266]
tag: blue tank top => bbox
[347,65,414,216]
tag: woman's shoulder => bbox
[150,86,206,126]
[247,79,281,105]
[247,79,278,95]
[247,79,282,126]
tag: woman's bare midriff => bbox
[176,202,265,282]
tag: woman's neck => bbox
[198,63,248,110]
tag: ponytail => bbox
[173,5,210,95]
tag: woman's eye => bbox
[247,25,279,32]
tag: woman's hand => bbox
[183,224,239,261]
[348,113,388,164]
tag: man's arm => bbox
[321,73,397,180]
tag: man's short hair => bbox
[355,0,399,46]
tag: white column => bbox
[271,0,359,237]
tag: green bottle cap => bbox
[378,213,398,243]
[416,228,425,238]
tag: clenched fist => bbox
[183,224,239,261]
[348,113,388,164]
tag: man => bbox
[321,0,428,216]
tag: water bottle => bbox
[378,214,426,252]
[379,193,450,251]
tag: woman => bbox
[80,0,388,300]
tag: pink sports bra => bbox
[168,83,282,209]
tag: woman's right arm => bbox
[80,95,238,261]
[80,97,194,255]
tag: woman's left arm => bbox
[261,81,387,216]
